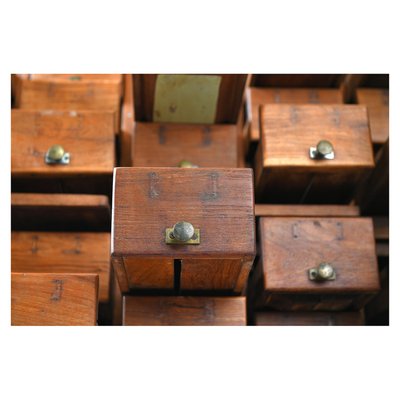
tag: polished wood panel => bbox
[356,89,388,145]
[11,272,98,326]
[254,311,364,326]
[14,77,121,131]
[132,123,238,167]
[255,105,375,203]
[12,232,111,303]
[123,296,246,325]
[11,193,110,231]
[256,217,380,311]
[133,74,247,124]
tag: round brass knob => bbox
[316,140,334,157]
[47,144,65,161]
[178,160,198,168]
[172,221,195,242]
[309,262,336,281]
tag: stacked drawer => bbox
[10,73,389,326]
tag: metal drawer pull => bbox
[309,140,335,160]
[165,221,200,245]
[45,144,70,165]
[309,262,336,281]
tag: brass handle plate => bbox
[309,262,336,281]
[309,140,335,160]
[165,221,200,245]
[45,145,70,165]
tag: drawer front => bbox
[133,123,238,168]
[123,296,246,326]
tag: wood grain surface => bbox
[356,89,389,145]
[11,193,110,231]
[122,296,246,325]
[247,88,343,143]
[255,204,360,217]
[14,78,121,131]
[132,123,238,167]
[255,105,375,203]
[259,217,379,293]
[12,110,115,176]
[254,311,364,326]
[11,272,98,326]
[120,74,135,166]
[112,168,255,258]
[12,232,111,302]
[133,74,247,124]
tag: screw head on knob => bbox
[317,263,335,280]
[172,221,195,242]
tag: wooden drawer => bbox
[122,296,246,325]
[254,311,364,326]
[13,77,122,132]
[132,123,238,167]
[254,217,380,311]
[29,73,122,86]
[133,74,248,124]
[112,167,255,293]
[246,88,343,147]
[255,204,360,218]
[11,193,110,231]
[11,110,115,195]
[11,232,111,303]
[356,89,389,146]
[11,272,98,326]
[255,105,375,203]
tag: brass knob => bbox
[309,140,335,160]
[45,145,70,165]
[172,221,195,242]
[309,262,336,281]
[165,221,200,245]
[178,160,198,168]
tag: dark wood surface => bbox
[14,77,122,131]
[132,123,239,167]
[12,232,111,303]
[255,104,375,203]
[11,193,111,231]
[255,217,380,311]
[11,272,98,326]
[356,140,389,215]
[356,89,389,145]
[133,74,247,124]
[123,296,246,325]
[254,311,364,326]
[250,74,344,88]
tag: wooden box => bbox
[11,193,110,232]
[122,296,246,326]
[13,76,122,131]
[11,272,98,326]
[132,123,239,167]
[356,89,389,147]
[11,110,115,195]
[112,167,255,294]
[11,232,111,303]
[254,311,364,326]
[133,74,248,124]
[246,88,343,154]
[254,217,380,311]
[255,105,375,203]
